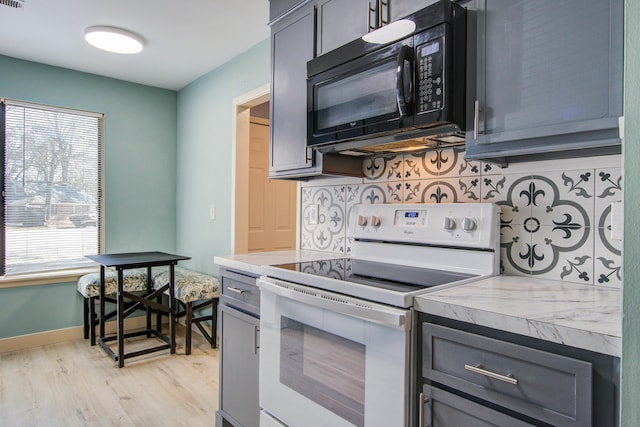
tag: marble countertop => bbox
[415,275,622,357]
[214,250,345,275]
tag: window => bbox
[0,99,103,276]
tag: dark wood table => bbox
[86,252,191,367]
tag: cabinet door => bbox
[389,0,438,21]
[316,0,370,56]
[219,305,260,427]
[465,0,623,161]
[269,6,318,177]
[420,385,535,427]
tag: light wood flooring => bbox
[0,327,219,426]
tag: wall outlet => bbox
[309,204,319,225]
[209,204,216,221]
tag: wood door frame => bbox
[231,84,300,253]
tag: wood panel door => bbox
[248,119,297,252]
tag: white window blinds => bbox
[1,99,103,275]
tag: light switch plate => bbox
[309,204,319,225]
[209,204,216,221]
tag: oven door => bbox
[257,276,411,427]
[307,39,414,146]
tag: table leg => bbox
[99,266,106,339]
[169,263,176,354]
[117,268,125,368]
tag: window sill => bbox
[0,267,98,289]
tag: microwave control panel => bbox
[417,37,444,114]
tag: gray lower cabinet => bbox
[420,385,534,427]
[218,305,259,427]
[423,323,592,426]
[216,268,260,427]
[465,0,624,163]
[419,317,620,427]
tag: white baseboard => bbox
[0,316,150,354]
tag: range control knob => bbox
[371,215,381,227]
[462,217,477,232]
[443,216,456,230]
[357,215,368,226]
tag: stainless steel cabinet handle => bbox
[418,392,431,427]
[473,99,480,140]
[378,0,388,26]
[227,287,246,295]
[253,325,260,354]
[367,1,376,31]
[464,364,519,385]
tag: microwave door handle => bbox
[396,45,412,117]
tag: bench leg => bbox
[185,301,193,356]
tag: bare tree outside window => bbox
[2,101,102,275]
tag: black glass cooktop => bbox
[272,258,476,294]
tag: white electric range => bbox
[258,203,501,427]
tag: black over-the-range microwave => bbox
[307,0,467,155]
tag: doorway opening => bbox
[232,85,298,254]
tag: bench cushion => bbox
[152,266,220,303]
[77,269,149,298]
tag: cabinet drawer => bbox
[420,385,534,427]
[422,324,592,427]
[221,269,260,316]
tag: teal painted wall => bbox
[621,0,639,424]
[175,39,270,274]
[0,55,177,339]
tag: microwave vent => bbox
[317,127,465,157]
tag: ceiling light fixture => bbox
[362,19,416,44]
[84,26,144,54]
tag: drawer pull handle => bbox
[464,364,518,385]
[227,287,246,295]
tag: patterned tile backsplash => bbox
[300,148,623,287]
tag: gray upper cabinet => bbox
[269,3,319,177]
[269,0,364,179]
[316,0,370,56]
[316,0,438,56]
[389,0,439,21]
[465,0,624,162]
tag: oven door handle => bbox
[257,277,411,330]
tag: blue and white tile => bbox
[529,225,594,285]
[436,147,481,178]
[594,204,622,288]
[481,173,533,225]
[500,222,532,276]
[529,171,595,229]
[363,155,404,182]
[594,167,622,232]
[300,186,347,253]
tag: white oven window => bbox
[280,317,365,427]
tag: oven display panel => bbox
[394,209,428,227]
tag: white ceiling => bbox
[0,0,271,91]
